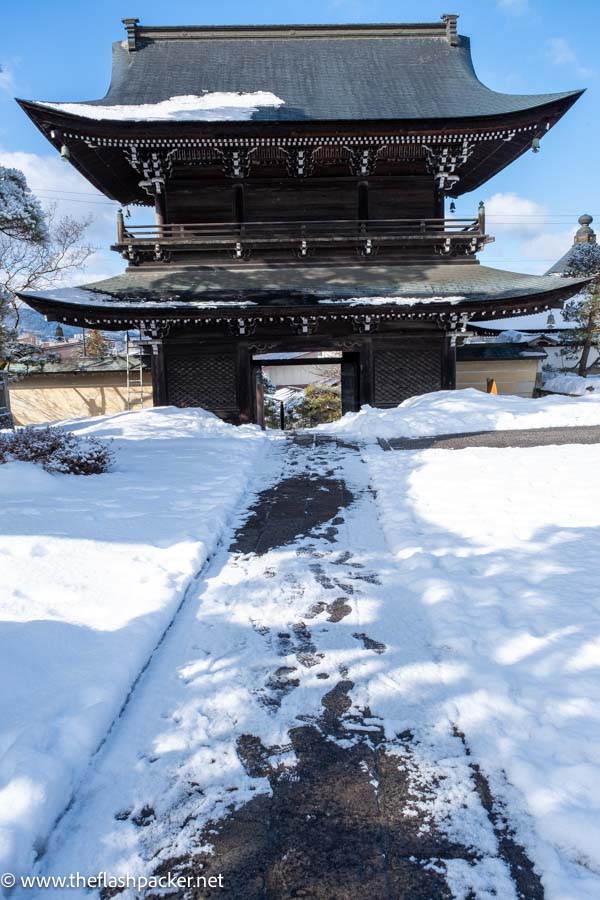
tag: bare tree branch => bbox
[0,205,96,365]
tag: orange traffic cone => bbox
[486,378,498,394]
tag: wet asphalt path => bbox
[378,424,600,452]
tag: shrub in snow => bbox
[0,425,113,474]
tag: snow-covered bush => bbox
[0,425,113,474]
[0,166,48,244]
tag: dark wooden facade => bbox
[17,17,587,424]
[153,325,454,424]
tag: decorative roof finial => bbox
[574,213,596,244]
[441,14,459,46]
[122,18,140,52]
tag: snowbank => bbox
[318,388,600,440]
[542,373,596,396]
[0,407,268,885]
[368,444,600,898]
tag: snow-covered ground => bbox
[367,443,600,898]
[3,395,600,899]
[319,388,600,440]
[9,436,519,900]
[0,407,269,885]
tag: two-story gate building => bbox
[17,15,587,423]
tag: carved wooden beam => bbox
[283,147,315,177]
[346,146,379,176]
[219,147,252,178]
[125,145,175,195]
[423,139,475,192]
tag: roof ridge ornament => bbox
[441,14,459,47]
[122,18,140,52]
[574,214,596,245]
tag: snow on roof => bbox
[23,287,257,309]
[318,295,466,307]
[542,373,597,396]
[37,92,285,122]
[492,330,551,344]
[30,23,582,125]
[473,309,574,332]
[265,387,304,404]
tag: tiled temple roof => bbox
[28,19,581,124]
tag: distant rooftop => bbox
[475,214,595,334]
[26,15,582,124]
[546,214,597,275]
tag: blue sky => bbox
[1,0,598,282]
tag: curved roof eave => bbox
[16,266,590,330]
[18,89,583,130]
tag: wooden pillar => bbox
[357,182,369,223]
[233,184,245,223]
[341,351,360,413]
[155,192,167,228]
[441,335,456,389]
[359,337,374,407]
[116,208,125,242]
[236,343,254,424]
[434,191,445,218]
[151,339,168,406]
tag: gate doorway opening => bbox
[252,351,360,430]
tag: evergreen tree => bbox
[0,341,60,374]
[261,377,282,429]
[0,165,47,244]
[85,330,110,359]
[562,239,600,376]
[292,384,342,428]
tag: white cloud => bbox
[520,229,574,267]
[495,0,530,14]
[0,147,123,284]
[546,37,595,79]
[482,194,576,275]
[484,192,548,238]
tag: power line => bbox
[36,196,118,207]
[29,186,112,198]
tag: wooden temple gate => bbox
[16,17,587,426]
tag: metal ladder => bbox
[125,331,145,411]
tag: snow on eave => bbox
[34,92,285,122]
[318,296,466,307]
[21,288,257,309]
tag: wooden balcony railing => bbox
[114,212,490,261]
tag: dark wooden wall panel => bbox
[244,181,357,222]
[165,175,437,224]
[166,184,234,223]
[164,349,239,422]
[373,338,443,407]
[368,176,436,219]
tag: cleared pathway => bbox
[31,436,542,900]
